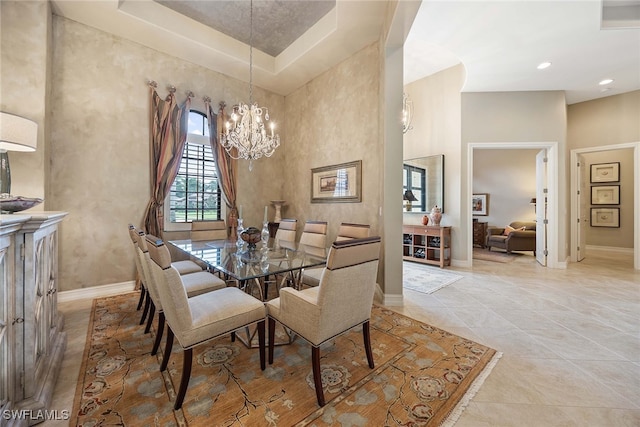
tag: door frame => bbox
[467,141,560,268]
[570,142,640,270]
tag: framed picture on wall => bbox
[591,207,620,227]
[472,193,489,216]
[310,160,362,203]
[590,162,620,183]
[591,185,620,205]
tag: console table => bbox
[402,225,451,268]
[0,212,67,425]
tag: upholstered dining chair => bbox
[266,236,381,407]
[335,222,370,241]
[146,236,266,410]
[191,219,227,241]
[300,222,370,288]
[129,224,203,325]
[274,218,298,243]
[297,221,328,288]
[134,231,226,353]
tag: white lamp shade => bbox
[0,112,38,152]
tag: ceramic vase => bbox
[422,215,429,225]
[430,205,442,226]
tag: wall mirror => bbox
[403,154,444,213]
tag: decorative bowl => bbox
[0,195,44,213]
[240,227,262,249]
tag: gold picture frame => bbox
[311,160,362,203]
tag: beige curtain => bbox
[204,98,238,238]
[143,83,192,237]
[205,99,238,236]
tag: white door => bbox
[536,149,547,266]
[577,153,589,261]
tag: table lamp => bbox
[403,189,418,212]
[0,112,38,195]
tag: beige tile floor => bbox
[45,248,639,426]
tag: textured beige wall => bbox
[49,16,285,291]
[462,91,568,262]
[473,149,538,227]
[283,42,381,244]
[402,65,465,260]
[0,0,49,203]
[567,90,640,150]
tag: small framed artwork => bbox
[311,160,362,203]
[472,193,489,216]
[591,185,620,205]
[591,207,620,228]
[590,162,620,183]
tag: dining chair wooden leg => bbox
[151,312,165,356]
[136,284,146,310]
[362,320,375,369]
[311,346,325,406]
[144,300,155,334]
[257,320,266,370]
[268,317,276,364]
[160,327,174,372]
[139,292,151,325]
[174,348,193,410]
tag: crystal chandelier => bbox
[221,0,280,170]
[402,92,413,134]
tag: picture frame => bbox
[590,162,620,183]
[472,193,489,216]
[591,185,620,205]
[311,160,362,203]
[590,207,620,228]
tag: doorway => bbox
[467,142,560,268]
[570,142,640,270]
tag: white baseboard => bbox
[586,245,634,254]
[381,293,403,306]
[58,281,136,303]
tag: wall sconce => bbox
[0,112,38,195]
[402,92,413,134]
[403,189,418,211]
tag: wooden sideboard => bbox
[0,212,67,426]
[473,221,488,248]
[403,225,451,268]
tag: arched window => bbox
[164,111,221,231]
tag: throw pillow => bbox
[503,225,526,236]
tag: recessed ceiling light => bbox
[537,62,552,70]
[599,78,614,85]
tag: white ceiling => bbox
[51,0,640,105]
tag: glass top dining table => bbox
[168,238,327,300]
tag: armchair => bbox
[487,221,536,255]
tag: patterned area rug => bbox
[473,248,522,263]
[403,261,464,294]
[71,293,499,426]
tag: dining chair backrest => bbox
[128,224,146,281]
[299,220,328,249]
[335,223,370,241]
[134,230,163,310]
[312,236,381,344]
[191,220,227,241]
[275,219,297,243]
[146,235,192,333]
